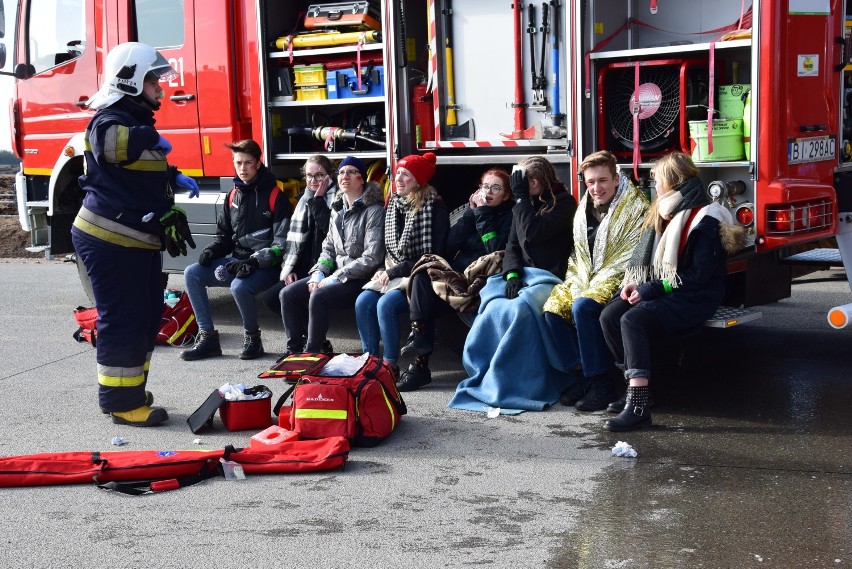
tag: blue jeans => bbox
[184,258,279,333]
[545,296,611,377]
[355,289,410,364]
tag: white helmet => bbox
[87,42,177,110]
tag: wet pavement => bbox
[0,261,850,567]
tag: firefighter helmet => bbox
[87,42,177,110]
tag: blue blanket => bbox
[449,269,575,414]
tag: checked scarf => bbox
[623,176,709,288]
[279,184,336,280]
[384,188,437,265]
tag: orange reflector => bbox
[64,146,76,157]
[726,319,738,327]
[829,309,847,328]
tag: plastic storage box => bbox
[327,65,384,99]
[293,64,326,87]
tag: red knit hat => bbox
[396,152,437,186]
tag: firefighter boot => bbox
[604,385,652,432]
[180,329,222,361]
[400,320,432,358]
[111,405,169,427]
[240,330,264,360]
[101,391,153,414]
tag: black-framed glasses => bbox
[479,183,505,194]
[305,173,327,181]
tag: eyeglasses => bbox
[338,169,362,178]
[478,184,505,194]
[305,173,327,181]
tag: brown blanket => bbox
[408,251,504,314]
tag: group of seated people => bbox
[178,141,744,432]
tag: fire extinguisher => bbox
[411,83,435,145]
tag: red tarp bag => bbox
[156,291,198,346]
[0,437,350,494]
[72,306,98,346]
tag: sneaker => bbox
[396,364,432,392]
[180,329,222,361]
[111,405,169,427]
[575,375,619,412]
[240,330,264,360]
[101,391,153,415]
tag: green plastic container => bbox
[718,84,750,119]
[742,90,751,157]
[688,119,745,162]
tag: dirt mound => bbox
[0,174,48,259]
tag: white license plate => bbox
[788,135,836,164]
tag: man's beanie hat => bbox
[338,155,367,179]
[397,152,437,186]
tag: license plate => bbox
[788,135,836,164]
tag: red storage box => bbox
[220,396,272,431]
[305,2,381,31]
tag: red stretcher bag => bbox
[0,438,350,494]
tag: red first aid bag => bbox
[157,291,198,346]
[274,354,407,447]
[72,306,98,346]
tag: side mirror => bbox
[14,63,34,80]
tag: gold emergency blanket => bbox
[543,178,649,324]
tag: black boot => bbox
[605,385,652,431]
[240,330,264,360]
[607,389,652,413]
[400,320,432,358]
[397,356,432,391]
[575,374,619,412]
[559,373,590,406]
[180,329,222,361]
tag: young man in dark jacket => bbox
[181,139,292,361]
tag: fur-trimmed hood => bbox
[331,181,384,211]
[719,219,746,255]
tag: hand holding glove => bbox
[198,249,214,267]
[176,173,200,199]
[504,275,525,299]
[225,257,260,279]
[509,168,529,202]
[153,135,172,155]
[159,206,196,257]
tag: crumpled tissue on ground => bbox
[612,441,637,458]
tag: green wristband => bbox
[506,271,520,281]
[661,279,673,294]
[319,259,336,271]
[481,231,496,243]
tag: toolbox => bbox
[305,1,381,31]
[292,64,326,87]
[327,64,384,99]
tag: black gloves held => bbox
[159,206,196,257]
[225,257,259,279]
[198,249,215,267]
[505,277,525,300]
[509,169,529,202]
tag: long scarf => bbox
[280,184,336,279]
[384,188,436,264]
[623,176,709,288]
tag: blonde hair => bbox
[643,151,699,232]
[401,183,436,213]
[522,156,561,215]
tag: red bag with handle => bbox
[157,291,198,346]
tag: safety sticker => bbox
[797,55,819,77]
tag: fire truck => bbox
[1,0,851,324]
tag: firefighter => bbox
[180,139,292,361]
[72,42,199,427]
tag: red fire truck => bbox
[1,0,850,323]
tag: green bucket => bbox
[718,84,750,119]
[688,119,745,162]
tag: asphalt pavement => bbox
[0,259,850,568]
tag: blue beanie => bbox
[338,155,367,179]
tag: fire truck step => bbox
[780,248,843,266]
[703,306,763,328]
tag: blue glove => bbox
[153,135,172,155]
[176,173,200,198]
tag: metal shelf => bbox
[589,39,752,61]
[273,151,387,161]
[269,96,385,108]
[269,43,383,59]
